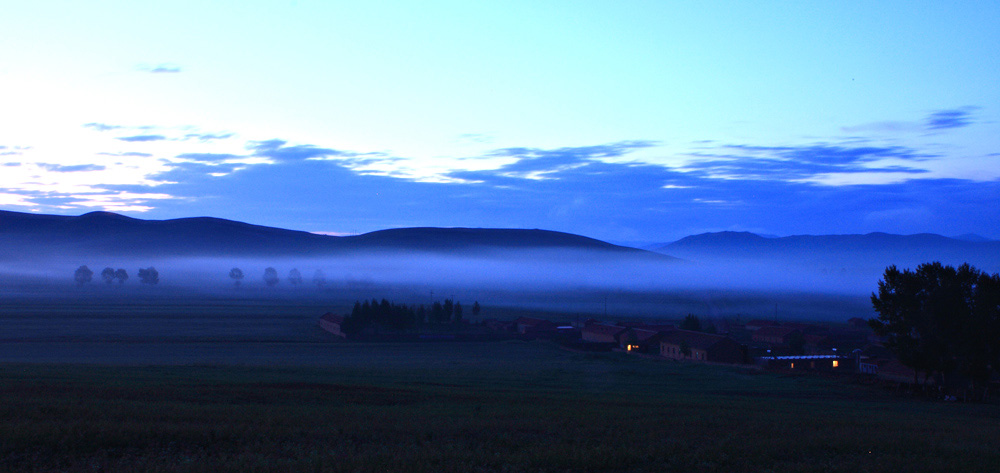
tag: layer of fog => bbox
[0,248,884,294]
[0,248,885,321]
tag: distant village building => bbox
[515,317,557,336]
[318,312,346,338]
[618,327,666,353]
[759,355,844,371]
[745,320,778,331]
[752,326,801,345]
[581,323,627,344]
[659,330,744,364]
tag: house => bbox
[318,312,346,338]
[618,327,667,353]
[803,334,833,355]
[745,319,778,331]
[515,317,557,336]
[581,323,627,344]
[659,330,744,364]
[759,355,846,371]
[483,319,517,333]
[752,326,802,345]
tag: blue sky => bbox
[1,1,998,243]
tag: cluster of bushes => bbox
[342,299,481,336]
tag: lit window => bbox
[832,360,839,368]
[790,362,795,369]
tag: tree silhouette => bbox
[472,301,481,318]
[229,268,244,287]
[288,268,303,285]
[114,268,128,284]
[137,267,159,285]
[680,314,702,332]
[870,262,1000,397]
[263,267,279,287]
[443,299,454,323]
[74,265,93,285]
[101,267,115,284]
[313,269,326,287]
[454,301,463,324]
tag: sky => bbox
[1,0,998,244]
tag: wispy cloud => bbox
[683,143,933,181]
[247,139,354,162]
[138,63,182,74]
[925,107,978,130]
[468,141,658,179]
[37,163,106,173]
[83,122,124,132]
[183,132,234,142]
[176,153,242,162]
[116,134,167,142]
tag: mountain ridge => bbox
[0,210,660,260]
[654,230,1000,271]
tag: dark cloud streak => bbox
[925,107,977,130]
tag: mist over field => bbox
[5,210,998,326]
[0,247,877,323]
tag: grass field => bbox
[1,341,998,473]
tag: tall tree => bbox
[454,301,463,324]
[870,262,1000,396]
[263,267,279,287]
[472,301,481,318]
[288,268,303,285]
[313,269,327,287]
[680,314,702,332]
[101,267,115,284]
[229,268,244,287]
[137,267,159,285]
[114,268,128,284]
[443,299,454,323]
[74,265,93,285]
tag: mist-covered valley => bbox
[4,210,999,326]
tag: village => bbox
[319,308,922,388]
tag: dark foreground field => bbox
[2,342,998,473]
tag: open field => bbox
[2,341,999,473]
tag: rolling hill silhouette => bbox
[654,231,1000,271]
[0,210,661,260]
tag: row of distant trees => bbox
[228,267,327,287]
[342,298,482,335]
[74,265,159,285]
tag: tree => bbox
[263,267,279,287]
[472,301,481,318]
[288,268,303,285]
[114,268,128,284]
[431,301,444,323]
[137,267,159,285]
[313,269,326,287]
[101,267,115,285]
[870,262,1000,398]
[74,265,93,285]
[443,299,454,323]
[453,302,463,324]
[680,314,702,332]
[229,268,244,287]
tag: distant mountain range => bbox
[0,210,658,260]
[653,231,1000,272]
[2,210,997,272]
